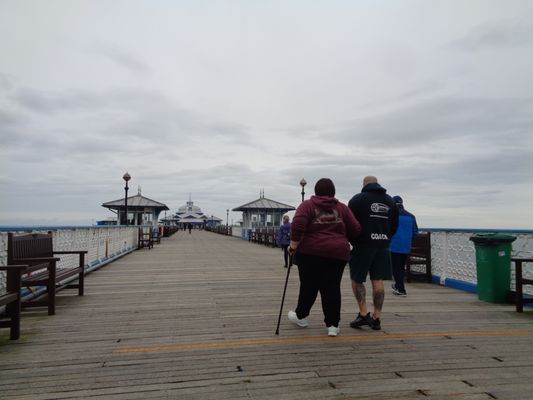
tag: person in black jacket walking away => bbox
[348,176,399,330]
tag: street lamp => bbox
[123,172,131,225]
[226,209,229,227]
[300,178,307,203]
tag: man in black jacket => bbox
[348,176,399,330]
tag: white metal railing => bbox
[2,226,532,297]
[419,229,533,294]
[234,226,533,295]
[0,226,139,294]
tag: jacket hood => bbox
[310,195,339,210]
[362,182,386,194]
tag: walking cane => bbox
[275,263,291,335]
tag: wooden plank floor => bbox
[1,230,533,399]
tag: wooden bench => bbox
[7,233,87,316]
[512,257,533,312]
[0,265,28,340]
[266,229,276,247]
[406,232,432,283]
[152,228,161,245]
[138,228,153,249]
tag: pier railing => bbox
[2,226,532,298]
[232,227,533,297]
[423,229,533,294]
[0,226,139,294]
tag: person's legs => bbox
[391,252,400,289]
[319,260,345,327]
[295,255,320,319]
[367,249,392,329]
[370,279,385,319]
[282,245,289,267]
[351,280,368,316]
[349,248,374,317]
[391,252,407,293]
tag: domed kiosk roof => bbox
[177,201,202,214]
[172,196,208,223]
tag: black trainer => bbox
[371,317,381,330]
[350,312,372,328]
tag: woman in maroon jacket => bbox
[287,178,361,337]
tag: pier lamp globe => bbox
[123,172,131,225]
[299,178,307,202]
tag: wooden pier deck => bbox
[1,230,533,399]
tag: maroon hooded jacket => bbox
[291,195,361,261]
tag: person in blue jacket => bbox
[390,195,419,296]
[277,215,292,268]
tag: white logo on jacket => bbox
[371,233,389,240]
[370,203,390,213]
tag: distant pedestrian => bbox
[277,215,292,268]
[390,195,419,296]
[287,178,361,337]
[348,176,399,331]
[188,223,193,234]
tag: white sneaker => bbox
[327,326,340,337]
[288,310,308,327]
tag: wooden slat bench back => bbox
[512,257,533,312]
[7,232,87,315]
[406,232,432,283]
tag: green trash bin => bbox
[469,233,516,303]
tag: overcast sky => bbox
[1,0,532,229]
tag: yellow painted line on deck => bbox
[112,330,531,354]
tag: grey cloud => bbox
[278,140,533,210]
[0,72,14,91]
[450,19,533,51]
[0,108,19,126]
[330,96,533,149]
[13,89,103,114]
[436,147,533,186]
[122,162,268,211]
[90,43,151,75]
[6,87,253,157]
[12,88,165,114]
[0,108,29,146]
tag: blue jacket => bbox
[390,205,419,254]
[277,223,291,246]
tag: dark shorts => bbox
[349,247,392,282]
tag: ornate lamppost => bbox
[226,209,229,227]
[300,178,307,203]
[123,172,131,225]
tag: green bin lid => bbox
[469,233,516,245]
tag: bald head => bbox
[363,175,378,187]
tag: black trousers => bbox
[295,253,346,327]
[281,245,293,267]
[391,252,408,293]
